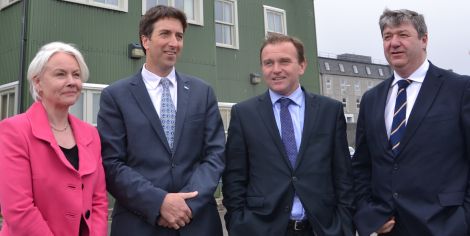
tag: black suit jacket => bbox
[353,63,470,236]
[223,88,355,236]
[97,71,226,236]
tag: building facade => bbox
[318,53,393,146]
[0,0,319,132]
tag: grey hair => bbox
[379,9,427,39]
[27,42,89,101]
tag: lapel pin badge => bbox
[184,85,189,90]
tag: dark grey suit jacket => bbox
[353,63,470,236]
[222,88,355,236]
[97,70,225,236]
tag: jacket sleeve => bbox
[179,86,226,216]
[97,88,167,226]
[462,78,470,235]
[332,103,356,236]
[221,104,247,231]
[0,119,54,236]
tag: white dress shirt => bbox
[141,64,178,116]
[385,60,429,137]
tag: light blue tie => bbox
[390,79,412,156]
[160,78,176,151]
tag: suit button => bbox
[85,210,90,219]
[171,163,176,168]
[393,193,399,199]
[284,205,290,212]
[393,164,399,170]
[292,176,298,182]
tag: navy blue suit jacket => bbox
[97,71,225,236]
[223,89,355,236]
[353,63,470,236]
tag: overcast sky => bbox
[313,0,470,75]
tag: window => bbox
[61,0,128,12]
[345,114,354,123]
[340,80,348,95]
[354,81,360,95]
[0,82,18,120]
[339,63,345,72]
[366,66,371,75]
[356,98,360,109]
[379,68,384,76]
[367,81,374,90]
[218,102,234,137]
[215,0,238,49]
[342,98,347,108]
[324,62,330,71]
[69,83,107,126]
[326,79,331,90]
[353,65,358,74]
[263,5,286,35]
[143,0,204,25]
[0,0,20,10]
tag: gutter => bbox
[17,0,29,113]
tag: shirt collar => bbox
[391,59,429,87]
[141,64,177,88]
[269,85,304,107]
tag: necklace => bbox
[50,123,69,132]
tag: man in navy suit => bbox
[97,5,225,236]
[353,9,470,236]
[222,33,355,236]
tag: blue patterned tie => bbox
[279,98,297,166]
[390,79,412,156]
[160,78,176,151]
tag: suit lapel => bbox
[172,72,190,154]
[256,92,293,170]
[296,90,319,169]
[375,77,395,156]
[129,73,172,154]
[398,64,444,157]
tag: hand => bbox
[376,217,395,234]
[160,191,198,230]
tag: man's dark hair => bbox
[259,33,306,64]
[139,5,187,54]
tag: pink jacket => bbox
[0,102,108,236]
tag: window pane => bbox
[1,94,8,119]
[223,2,232,23]
[175,0,194,20]
[215,1,223,20]
[69,94,84,120]
[8,92,15,117]
[92,93,101,124]
[215,23,224,43]
[274,14,282,32]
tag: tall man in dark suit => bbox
[222,34,355,236]
[353,9,470,236]
[97,5,225,236]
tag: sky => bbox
[313,0,470,75]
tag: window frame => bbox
[0,81,18,120]
[69,83,107,126]
[215,0,239,49]
[353,65,358,74]
[0,0,20,10]
[324,62,330,71]
[378,68,384,76]
[142,0,204,26]
[263,5,287,35]
[339,63,345,72]
[366,66,371,75]
[61,0,128,12]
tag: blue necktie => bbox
[160,78,176,151]
[279,98,297,166]
[390,79,412,156]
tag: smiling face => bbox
[141,17,184,77]
[261,41,306,96]
[382,21,428,78]
[33,52,82,109]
